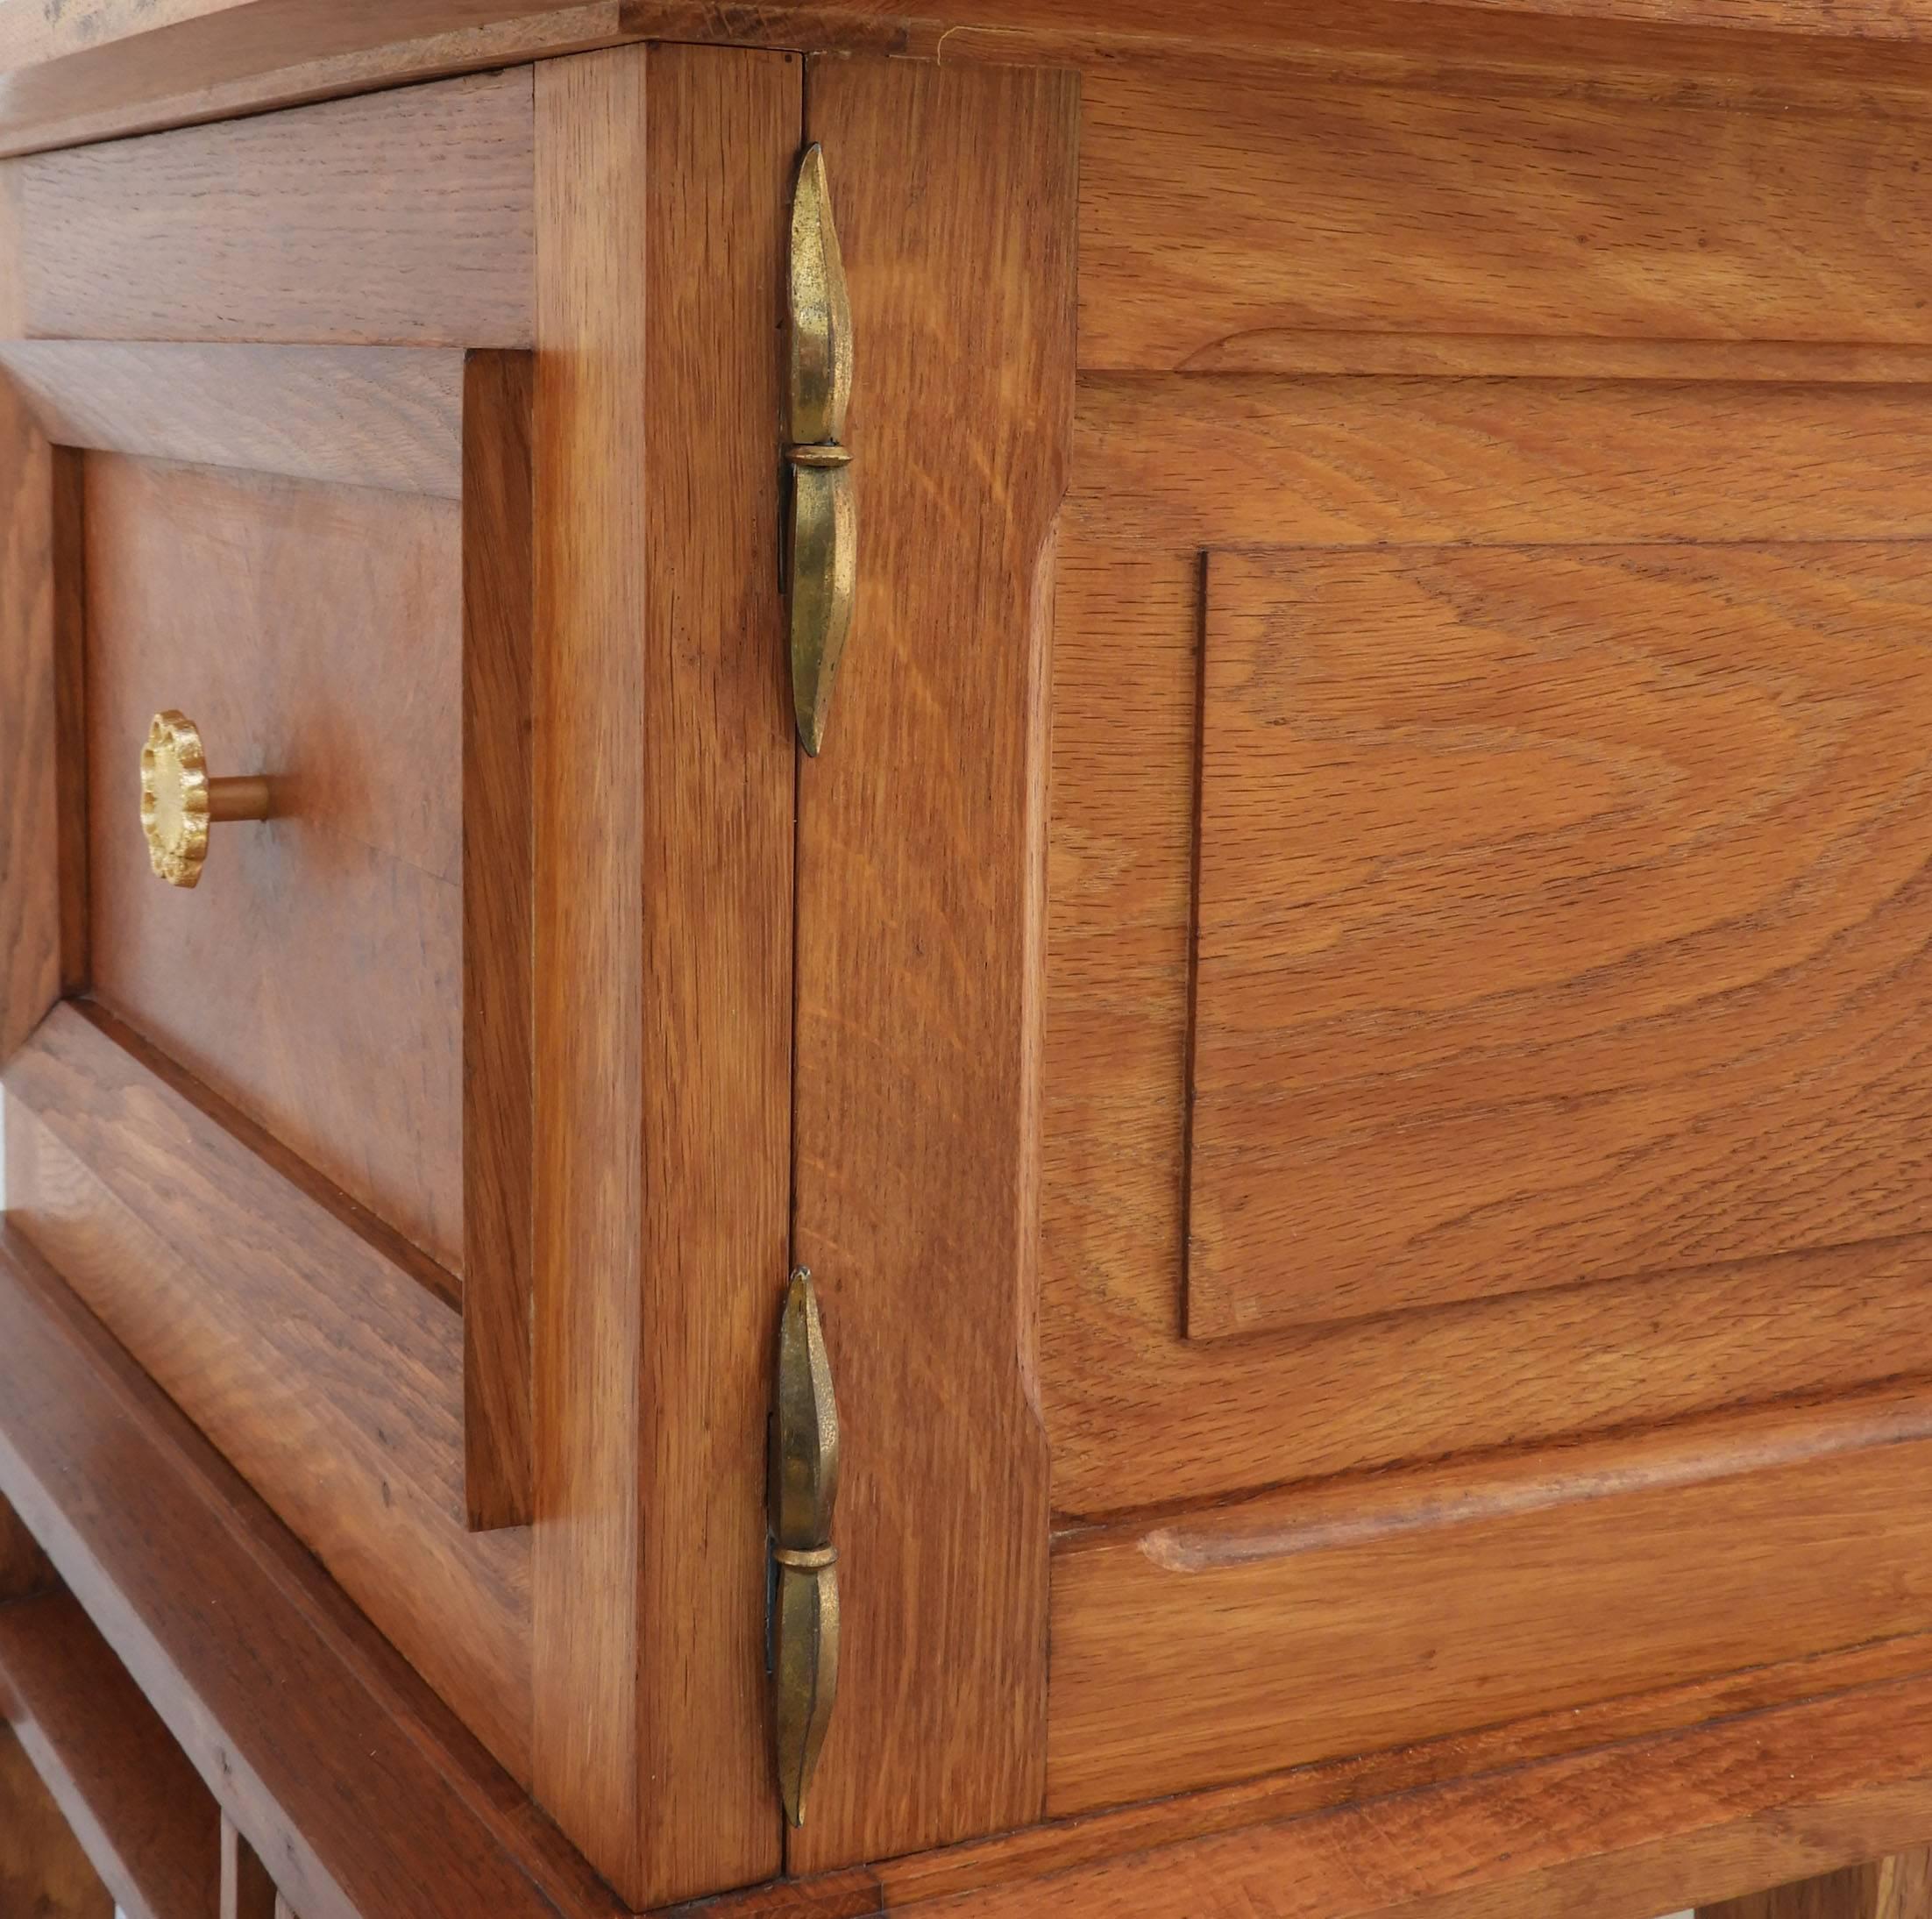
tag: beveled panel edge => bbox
[1041,535,1932,1520]
[0,344,469,498]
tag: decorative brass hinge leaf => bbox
[785,143,856,758]
[770,1267,841,1827]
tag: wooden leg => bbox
[1701,1853,1932,1918]
[0,1723,112,1919]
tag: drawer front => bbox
[85,453,465,1276]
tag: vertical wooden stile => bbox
[789,54,1081,1871]
[461,347,536,1531]
[531,41,798,1906]
[0,376,64,1063]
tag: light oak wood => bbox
[2,70,533,346]
[0,344,470,497]
[1073,376,1932,550]
[1169,333,1932,382]
[1190,542,1932,1336]
[14,0,1932,165]
[0,1225,626,1919]
[0,1722,112,1919]
[0,1587,220,1919]
[1048,1382,1932,1813]
[1044,371,1932,1517]
[1702,1853,1932,1918]
[1043,534,1932,1517]
[461,349,536,1531]
[83,452,465,1276]
[1078,67,1932,370]
[670,1640,1932,1915]
[2,1004,531,1785]
[881,1662,1932,1918]
[529,42,794,1904]
[788,52,1076,1873]
[875,1638,1932,1910]
[0,5,628,162]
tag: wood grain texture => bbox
[1190,543,1932,1336]
[0,5,628,161]
[84,452,464,1276]
[530,42,793,1904]
[3,69,533,346]
[0,1723,112,1919]
[874,1637,1932,1912]
[1048,1382,1932,1813]
[1044,365,1932,1515]
[221,1816,276,1919]
[0,344,469,497]
[0,372,60,1062]
[2,1004,532,1784]
[788,53,1076,1872]
[669,1638,1932,1915]
[1042,534,1932,1517]
[1702,1854,1932,1919]
[461,349,535,1530]
[1170,333,1932,382]
[1078,66,1932,370]
[15,0,1932,164]
[1074,376,1932,551]
[0,1225,628,1919]
[0,1588,220,1919]
[874,1663,1932,1919]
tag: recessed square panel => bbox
[1189,543,1932,1338]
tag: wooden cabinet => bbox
[10,7,1932,1919]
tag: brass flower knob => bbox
[139,710,271,888]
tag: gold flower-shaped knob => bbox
[139,711,271,888]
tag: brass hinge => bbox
[785,144,856,757]
[770,1268,841,1826]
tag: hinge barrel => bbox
[771,1268,841,1825]
[785,143,856,757]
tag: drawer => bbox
[85,452,467,1280]
[0,70,539,1791]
